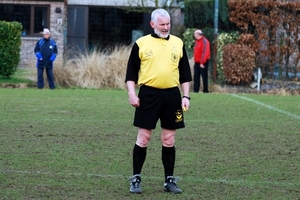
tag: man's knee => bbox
[162,138,175,147]
[161,130,175,147]
[136,128,152,147]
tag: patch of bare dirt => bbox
[0,83,28,88]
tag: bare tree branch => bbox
[115,0,180,14]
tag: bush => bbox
[223,44,255,85]
[0,21,22,77]
[182,28,196,58]
[216,32,240,82]
[228,0,300,81]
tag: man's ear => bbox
[150,21,155,28]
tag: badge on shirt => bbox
[171,53,178,63]
[50,45,53,49]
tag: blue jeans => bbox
[37,67,55,89]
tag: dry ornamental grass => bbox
[54,45,131,89]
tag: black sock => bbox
[161,146,175,182]
[133,144,147,175]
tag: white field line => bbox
[0,119,281,123]
[1,169,299,187]
[231,94,300,120]
[0,119,132,122]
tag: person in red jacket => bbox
[193,29,211,93]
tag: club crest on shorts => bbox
[175,110,183,123]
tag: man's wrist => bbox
[182,96,191,100]
[128,92,136,97]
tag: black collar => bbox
[151,33,170,40]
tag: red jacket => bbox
[193,37,211,65]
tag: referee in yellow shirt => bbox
[125,8,192,194]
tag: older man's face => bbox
[150,15,170,38]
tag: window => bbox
[88,7,146,49]
[34,6,49,34]
[0,4,49,36]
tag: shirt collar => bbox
[151,33,170,40]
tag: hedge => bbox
[0,21,22,77]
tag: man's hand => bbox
[181,97,190,112]
[128,93,140,108]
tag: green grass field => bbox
[1,88,299,199]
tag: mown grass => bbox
[1,88,299,199]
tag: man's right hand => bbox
[128,93,140,108]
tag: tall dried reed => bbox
[54,45,131,89]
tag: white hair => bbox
[43,28,51,35]
[151,8,170,23]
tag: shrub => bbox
[182,28,196,58]
[0,21,22,77]
[237,33,259,52]
[216,32,240,83]
[223,44,256,85]
[228,0,300,81]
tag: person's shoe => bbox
[129,175,142,194]
[164,176,182,194]
[203,90,209,93]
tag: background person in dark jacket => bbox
[34,28,58,89]
[193,29,211,93]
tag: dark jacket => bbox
[34,38,58,68]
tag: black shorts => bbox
[133,85,185,130]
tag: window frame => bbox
[0,4,50,37]
[30,5,51,36]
